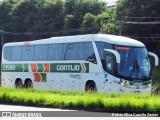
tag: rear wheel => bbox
[85,81,97,92]
[25,80,33,89]
[15,80,23,88]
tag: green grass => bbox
[0,87,160,112]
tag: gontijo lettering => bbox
[50,63,89,73]
[57,65,80,71]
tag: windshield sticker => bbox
[116,46,129,50]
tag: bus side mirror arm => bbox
[148,52,159,66]
[104,49,121,63]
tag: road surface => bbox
[0,104,111,117]
[0,104,73,111]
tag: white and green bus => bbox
[1,34,159,94]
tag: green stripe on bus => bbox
[23,64,29,72]
[2,63,89,73]
[2,64,28,72]
[84,63,89,73]
[41,73,46,82]
[37,64,43,72]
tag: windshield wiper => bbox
[135,60,147,79]
[129,64,136,78]
[129,60,147,80]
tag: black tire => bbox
[85,81,97,92]
[15,80,23,88]
[25,80,33,89]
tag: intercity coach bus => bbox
[1,34,159,94]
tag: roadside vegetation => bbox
[0,87,160,112]
[152,68,160,94]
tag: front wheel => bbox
[85,81,97,92]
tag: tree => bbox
[116,0,160,36]
[29,0,64,38]
[0,0,110,40]
[80,13,99,34]
[0,0,13,31]
[97,8,118,34]
[116,0,160,57]
[64,0,76,15]
[64,0,107,34]
[10,0,38,32]
[64,14,78,35]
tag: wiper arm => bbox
[135,60,146,79]
[129,60,146,79]
[129,64,136,78]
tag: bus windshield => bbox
[115,46,151,79]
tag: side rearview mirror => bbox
[104,49,121,63]
[148,52,159,66]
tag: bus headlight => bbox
[121,83,124,86]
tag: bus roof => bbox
[94,34,145,47]
[4,34,145,47]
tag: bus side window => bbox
[48,44,63,60]
[64,43,78,60]
[95,42,113,70]
[79,42,96,64]
[3,46,12,61]
[12,46,22,61]
[34,44,48,61]
[21,45,34,61]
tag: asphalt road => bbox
[0,104,158,118]
[0,104,111,117]
[0,104,74,111]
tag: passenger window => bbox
[48,44,63,60]
[12,46,22,61]
[34,44,48,61]
[96,42,113,69]
[21,45,34,61]
[3,46,12,61]
[64,43,78,60]
[79,42,96,63]
[96,42,113,60]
